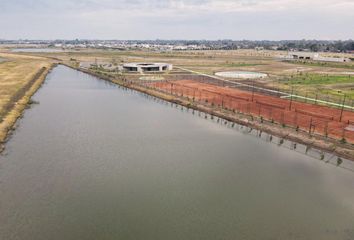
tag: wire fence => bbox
[158,73,354,111]
[129,78,354,144]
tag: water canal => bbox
[1,65,354,240]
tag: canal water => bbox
[1,65,354,240]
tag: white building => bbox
[122,63,173,73]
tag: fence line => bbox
[174,67,354,111]
[139,80,353,143]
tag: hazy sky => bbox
[1,0,354,40]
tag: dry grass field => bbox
[0,52,53,144]
[14,48,354,104]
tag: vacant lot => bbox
[278,73,354,100]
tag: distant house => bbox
[285,52,351,63]
[289,52,319,60]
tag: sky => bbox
[0,0,354,40]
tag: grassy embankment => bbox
[0,53,54,151]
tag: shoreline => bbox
[0,63,56,153]
[64,64,354,161]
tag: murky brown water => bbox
[1,65,354,240]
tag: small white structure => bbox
[215,71,268,79]
[123,63,173,73]
[315,56,351,63]
[289,52,319,60]
[285,52,351,63]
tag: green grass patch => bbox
[288,74,353,85]
[221,63,266,67]
[284,60,354,70]
[318,89,354,99]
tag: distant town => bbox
[1,39,354,53]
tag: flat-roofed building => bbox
[123,63,173,72]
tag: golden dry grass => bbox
[0,52,53,145]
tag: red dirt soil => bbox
[150,80,354,143]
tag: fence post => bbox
[294,112,297,126]
[339,95,346,122]
[252,80,255,102]
[325,121,328,138]
[289,86,294,110]
[258,104,261,116]
[309,117,313,135]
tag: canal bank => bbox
[0,63,56,153]
[63,64,354,161]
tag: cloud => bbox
[0,0,353,39]
[3,0,353,12]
